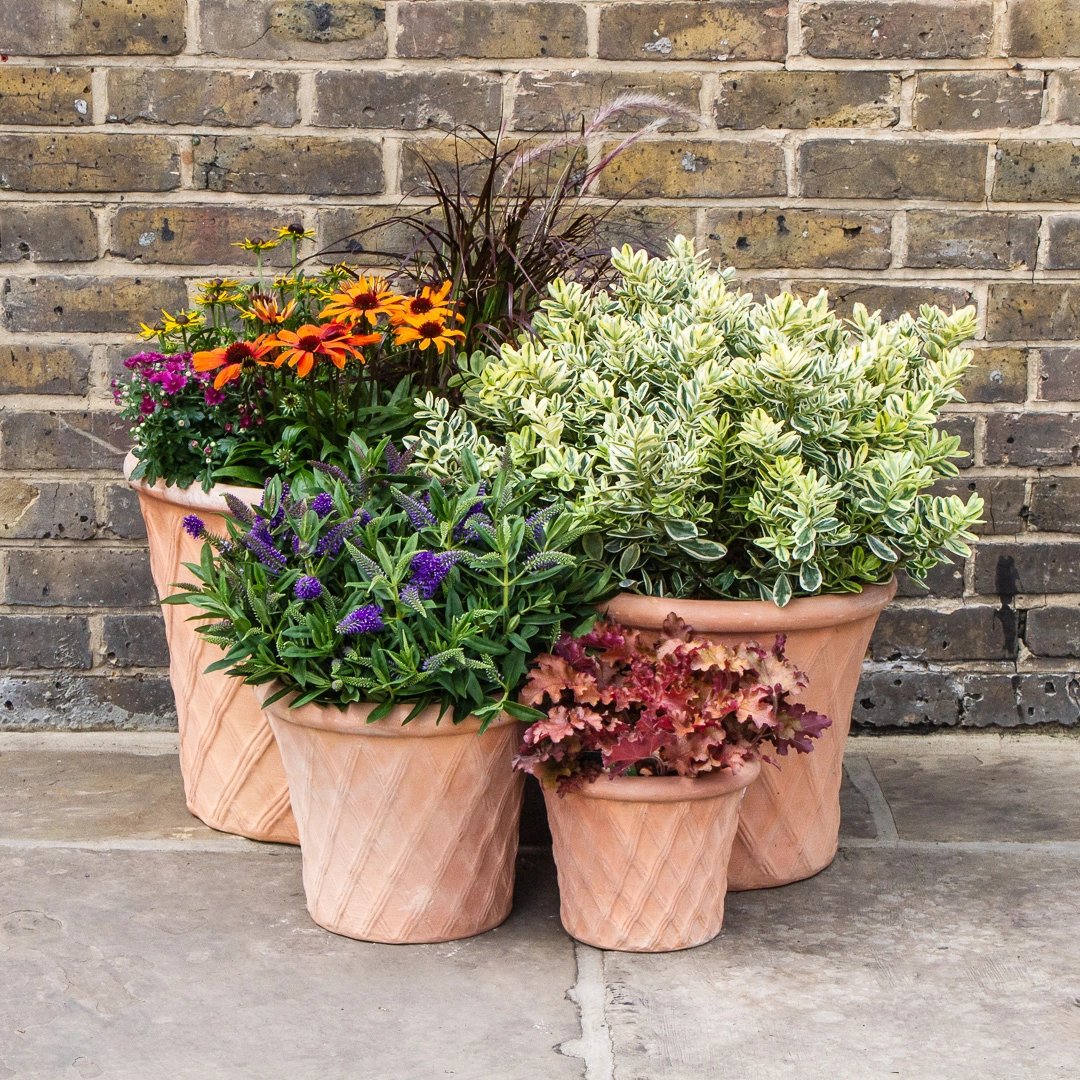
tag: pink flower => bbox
[204,387,226,406]
[139,394,156,416]
[159,370,188,395]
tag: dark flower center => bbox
[297,335,322,352]
[408,297,435,315]
[350,291,380,310]
[223,341,256,365]
[417,320,443,338]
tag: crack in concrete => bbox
[558,943,614,1080]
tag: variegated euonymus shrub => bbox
[410,236,984,605]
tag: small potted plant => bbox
[172,442,611,943]
[514,615,829,952]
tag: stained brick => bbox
[895,561,965,599]
[802,2,993,59]
[985,412,1080,467]
[397,2,587,59]
[1025,608,1080,658]
[960,347,1028,404]
[0,342,91,395]
[0,479,96,539]
[596,2,787,62]
[199,0,386,61]
[0,134,180,193]
[1049,71,1080,123]
[106,69,300,128]
[315,205,438,263]
[3,276,189,334]
[960,673,1079,727]
[993,142,1080,203]
[975,543,1080,595]
[715,71,898,130]
[871,605,1015,661]
[102,614,169,667]
[192,135,382,196]
[595,140,786,199]
[1045,216,1080,271]
[597,207,701,256]
[0,674,176,731]
[794,281,974,322]
[0,67,92,126]
[0,616,92,670]
[315,71,503,130]
[1028,478,1080,532]
[0,0,185,57]
[986,284,1080,341]
[0,411,130,470]
[799,139,986,201]
[854,669,959,728]
[931,476,1027,535]
[512,71,701,133]
[4,548,157,608]
[1008,0,1080,58]
[0,205,98,263]
[706,208,891,269]
[935,414,976,469]
[1038,347,1080,400]
[905,211,1039,271]
[102,483,147,540]
[913,72,1044,131]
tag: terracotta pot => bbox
[124,452,298,844]
[544,760,761,952]
[258,685,525,944]
[602,582,896,890]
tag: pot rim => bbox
[601,579,897,633]
[123,450,263,516]
[548,758,761,804]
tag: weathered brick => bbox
[1045,216,1080,271]
[795,281,974,322]
[0,674,176,731]
[993,142,1080,203]
[931,476,1026,535]
[707,208,891,269]
[905,211,1039,271]
[1028,478,1080,532]
[0,205,98,263]
[102,613,169,667]
[895,561,965,599]
[854,669,959,728]
[106,69,299,128]
[199,0,386,60]
[985,412,1080,468]
[109,206,301,265]
[961,672,1079,728]
[975,543,1080,595]
[3,276,189,334]
[1025,607,1080,658]
[0,0,185,57]
[1039,347,1080,400]
[397,2,587,59]
[102,483,147,540]
[799,139,986,201]
[960,347,1028,404]
[0,67,92,126]
[4,548,157,608]
[935,413,976,468]
[512,71,701,133]
[802,1,993,59]
[597,207,701,256]
[986,284,1080,341]
[596,2,787,62]
[192,135,382,196]
[913,72,1044,131]
[0,479,96,539]
[315,71,503,130]
[0,616,92,670]
[871,605,1015,661]
[1008,0,1080,58]
[315,205,438,263]
[0,134,180,193]
[1049,71,1080,123]
[0,342,91,395]
[714,71,898,130]
[595,140,786,199]
[0,411,130,470]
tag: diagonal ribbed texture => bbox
[135,486,298,844]
[264,696,524,944]
[543,766,757,953]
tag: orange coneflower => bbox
[392,280,460,326]
[265,323,381,376]
[241,293,297,325]
[193,336,277,389]
[393,315,466,355]
[319,276,404,327]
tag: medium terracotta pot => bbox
[544,760,761,952]
[258,685,525,944]
[124,452,298,844]
[603,581,896,890]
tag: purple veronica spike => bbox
[260,481,290,528]
[294,575,323,601]
[408,550,468,599]
[524,505,558,547]
[316,511,367,557]
[241,533,287,573]
[392,489,437,531]
[182,514,205,539]
[291,533,301,554]
[384,442,417,475]
[223,493,256,526]
[311,493,334,518]
[336,604,385,635]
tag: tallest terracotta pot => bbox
[603,580,896,890]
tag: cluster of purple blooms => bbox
[406,550,467,600]
[116,352,225,418]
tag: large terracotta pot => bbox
[603,581,896,890]
[544,760,761,952]
[124,452,298,844]
[258,685,525,944]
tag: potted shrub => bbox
[172,443,611,943]
[514,615,829,951]
[414,236,985,888]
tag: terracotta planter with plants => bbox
[125,452,299,844]
[603,582,896,890]
[259,686,524,944]
[544,761,760,952]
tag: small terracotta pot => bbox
[603,582,896,890]
[125,452,298,844]
[258,685,525,944]
[544,760,761,952]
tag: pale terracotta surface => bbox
[603,582,896,890]
[544,760,761,952]
[259,685,525,944]
[125,452,298,844]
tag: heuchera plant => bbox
[513,615,831,793]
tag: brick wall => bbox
[1,0,1078,731]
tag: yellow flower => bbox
[276,224,315,242]
[138,322,165,339]
[159,309,205,334]
[319,276,404,326]
[393,315,466,355]
[240,294,298,325]
[232,237,280,253]
[194,278,241,305]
